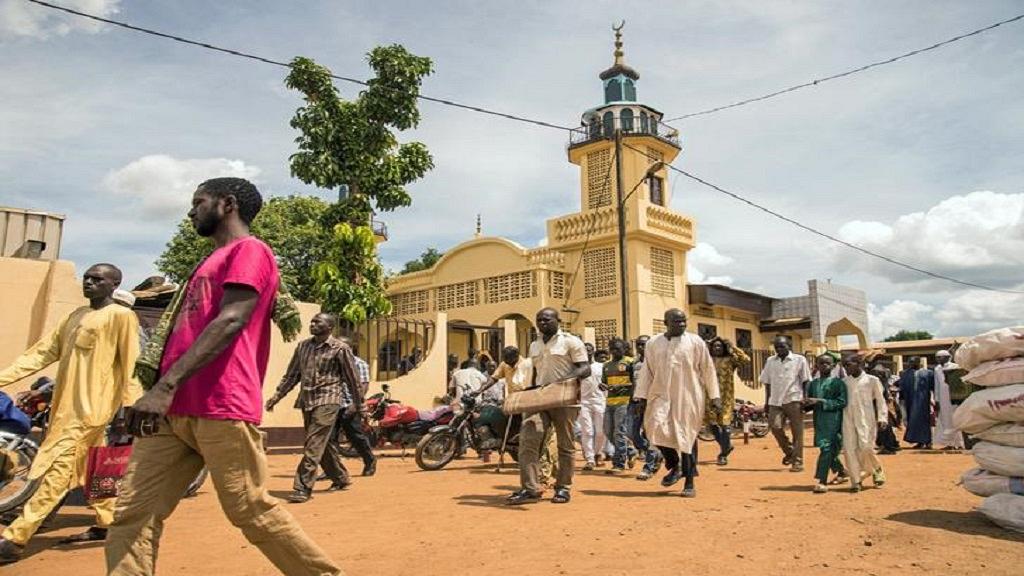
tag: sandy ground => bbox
[9,433,1022,576]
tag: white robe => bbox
[635,332,720,453]
[934,361,964,448]
[842,372,887,481]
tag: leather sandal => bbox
[506,490,541,505]
[551,487,571,504]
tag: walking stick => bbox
[495,415,514,473]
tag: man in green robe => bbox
[803,354,847,494]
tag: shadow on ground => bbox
[452,486,528,510]
[886,509,1024,543]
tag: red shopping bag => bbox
[85,444,133,501]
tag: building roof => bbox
[688,284,775,316]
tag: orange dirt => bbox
[10,433,1022,575]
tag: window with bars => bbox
[587,149,612,209]
[485,271,536,304]
[548,271,567,300]
[648,175,664,206]
[698,323,718,341]
[585,319,619,349]
[390,289,431,316]
[436,281,479,311]
[650,246,675,297]
[583,247,617,299]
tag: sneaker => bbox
[813,484,828,494]
[661,468,683,487]
[872,468,887,487]
[829,473,849,486]
[583,461,595,471]
[680,486,697,498]
[790,463,804,473]
[636,470,653,481]
[605,466,626,475]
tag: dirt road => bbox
[10,434,1022,575]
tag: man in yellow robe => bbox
[0,263,141,564]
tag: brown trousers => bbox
[295,404,349,493]
[769,402,805,465]
[519,406,578,493]
[105,416,342,576]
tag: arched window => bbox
[604,79,623,103]
[623,79,637,101]
[621,108,634,132]
[602,111,614,136]
[640,111,649,133]
[588,117,600,138]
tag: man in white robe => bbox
[841,355,889,492]
[635,309,720,497]
[932,350,964,450]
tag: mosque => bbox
[377,26,870,397]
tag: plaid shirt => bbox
[353,356,370,396]
[272,336,362,411]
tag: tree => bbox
[156,195,331,303]
[285,46,434,323]
[400,247,444,274]
[883,329,935,342]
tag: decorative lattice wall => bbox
[390,289,430,316]
[485,271,536,304]
[587,149,612,209]
[548,271,567,301]
[650,246,675,297]
[652,318,666,335]
[436,281,479,311]
[585,319,619,349]
[583,247,617,299]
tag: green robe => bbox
[807,376,847,446]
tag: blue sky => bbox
[1,0,1022,340]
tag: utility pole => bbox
[614,128,630,342]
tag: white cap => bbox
[113,289,136,307]
[935,350,951,358]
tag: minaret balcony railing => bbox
[568,118,680,149]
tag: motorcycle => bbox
[0,393,50,513]
[338,384,454,456]
[698,399,770,441]
[415,391,520,471]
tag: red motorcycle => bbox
[337,384,454,456]
[698,399,770,441]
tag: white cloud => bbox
[935,288,1024,338]
[686,242,734,286]
[0,0,120,40]
[837,191,1024,289]
[102,155,262,219]
[867,299,936,342]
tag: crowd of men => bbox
[0,175,966,573]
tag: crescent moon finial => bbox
[613,20,625,32]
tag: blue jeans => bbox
[626,401,663,474]
[603,404,635,469]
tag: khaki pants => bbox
[2,446,115,545]
[537,426,558,485]
[519,407,578,493]
[105,416,341,576]
[769,402,804,466]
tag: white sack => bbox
[964,358,1024,387]
[977,493,1024,534]
[973,423,1024,448]
[960,467,1024,497]
[972,441,1024,478]
[955,327,1024,370]
[953,384,1024,434]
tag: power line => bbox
[563,150,616,310]
[23,0,573,132]
[24,0,1021,294]
[621,141,1024,294]
[664,12,1024,123]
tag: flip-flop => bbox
[58,527,107,545]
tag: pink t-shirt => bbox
[163,236,279,424]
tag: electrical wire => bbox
[562,150,616,310]
[621,141,1024,294]
[23,0,573,132]
[23,0,1022,295]
[664,12,1024,123]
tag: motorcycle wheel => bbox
[750,417,771,438]
[184,468,209,498]
[697,425,715,442]
[0,443,40,513]
[414,430,459,471]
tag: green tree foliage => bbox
[883,329,935,342]
[284,46,434,322]
[400,247,444,274]
[156,195,331,303]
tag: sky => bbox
[1,0,1022,341]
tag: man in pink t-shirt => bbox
[106,178,341,576]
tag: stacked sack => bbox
[953,326,1024,534]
